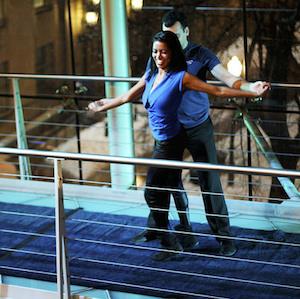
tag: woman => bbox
[88,31,269,261]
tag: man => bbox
[133,9,270,257]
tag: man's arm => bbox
[211,64,270,94]
[211,64,245,88]
[183,72,268,98]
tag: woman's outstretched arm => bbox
[183,72,269,98]
[88,74,146,112]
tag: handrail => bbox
[0,73,299,89]
[0,147,299,178]
[0,73,140,83]
[142,6,297,13]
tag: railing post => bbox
[66,0,83,183]
[52,158,71,299]
[12,78,32,180]
[242,0,253,199]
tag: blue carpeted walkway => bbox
[1,202,300,299]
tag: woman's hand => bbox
[88,98,112,112]
[87,75,146,114]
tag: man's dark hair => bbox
[162,9,188,29]
[149,31,187,75]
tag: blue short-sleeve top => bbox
[178,43,220,128]
[142,69,185,141]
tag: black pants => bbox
[145,118,230,241]
[144,131,185,240]
[185,117,230,238]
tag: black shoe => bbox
[219,240,237,256]
[152,240,183,262]
[131,230,158,243]
[174,224,199,251]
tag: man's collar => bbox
[183,41,192,53]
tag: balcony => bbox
[0,74,299,299]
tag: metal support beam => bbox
[12,78,31,180]
[52,158,71,299]
[66,0,83,183]
[241,108,300,201]
[242,1,253,199]
[100,0,135,189]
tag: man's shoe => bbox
[131,230,158,243]
[219,240,237,256]
[174,224,199,251]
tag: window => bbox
[36,43,55,93]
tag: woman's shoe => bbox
[174,224,199,251]
[152,233,183,261]
[131,230,159,243]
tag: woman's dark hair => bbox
[149,31,187,75]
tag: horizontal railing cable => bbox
[0,263,228,299]
[2,195,299,225]
[0,172,54,180]
[2,122,299,143]
[74,257,300,290]
[1,73,299,89]
[1,247,55,258]
[1,203,298,226]
[59,178,298,203]
[3,111,299,126]
[1,94,298,115]
[4,236,300,289]
[71,237,300,273]
[2,222,300,267]
[68,219,300,249]
[0,229,54,239]
[0,167,291,204]
[0,265,56,278]
[71,275,228,299]
[0,210,55,219]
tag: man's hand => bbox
[250,81,271,97]
[87,98,112,112]
[240,81,271,97]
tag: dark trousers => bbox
[145,118,230,241]
[185,117,230,238]
[144,131,185,244]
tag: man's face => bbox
[162,21,189,50]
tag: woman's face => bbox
[152,41,172,71]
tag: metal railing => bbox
[0,147,299,298]
[0,73,299,201]
[1,73,300,87]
